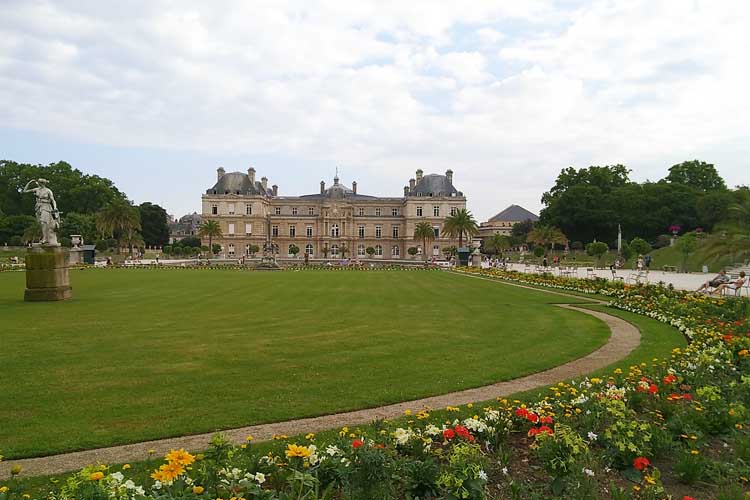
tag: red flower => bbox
[514,408,529,418]
[633,456,650,471]
[540,416,554,424]
[443,428,455,440]
[648,384,659,395]
[528,426,554,437]
[663,374,677,385]
[683,393,693,401]
[723,335,734,343]
[526,413,539,423]
[683,496,696,500]
[352,439,364,449]
[454,425,471,439]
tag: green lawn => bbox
[0,269,609,458]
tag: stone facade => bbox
[201,168,467,259]
[479,204,539,238]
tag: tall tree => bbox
[96,198,142,254]
[414,221,435,262]
[138,202,170,247]
[441,208,479,248]
[198,220,223,257]
[526,225,568,251]
[665,160,726,192]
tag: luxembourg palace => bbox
[201,167,467,259]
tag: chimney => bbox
[217,167,225,181]
[409,178,416,190]
[320,180,325,194]
[261,176,268,191]
[272,184,278,196]
[352,181,357,194]
[404,186,409,196]
[248,167,256,184]
[416,169,423,182]
[446,169,453,185]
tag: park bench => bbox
[662,265,678,272]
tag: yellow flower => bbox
[89,471,104,481]
[305,433,315,440]
[644,475,656,485]
[404,409,412,416]
[245,435,254,442]
[0,486,9,493]
[10,465,22,476]
[739,349,749,357]
[154,462,185,482]
[122,464,131,470]
[691,450,699,455]
[193,486,205,494]
[284,444,312,459]
[22,495,30,500]
[150,470,168,482]
[165,448,195,466]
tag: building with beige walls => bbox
[201,167,467,260]
[478,205,539,238]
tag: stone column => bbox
[25,246,72,301]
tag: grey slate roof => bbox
[206,172,269,195]
[409,174,459,197]
[488,205,539,222]
[298,176,378,200]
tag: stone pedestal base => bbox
[25,246,72,301]
[254,255,282,271]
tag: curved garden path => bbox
[0,273,640,479]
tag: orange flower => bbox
[165,448,195,466]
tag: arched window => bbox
[357,244,365,256]
[391,245,400,257]
[331,244,339,256]
[331,224,339,238]
[375,245,383,256]
[305,244,314,256]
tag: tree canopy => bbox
[665,160,726,192]
[138,202,170,247]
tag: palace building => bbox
[201,167,467,259]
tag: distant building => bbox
[200,167,467,259]
[479,205,539,238]
[169,212,202,243]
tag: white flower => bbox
[110,472,124,483]
[478,469,488,481]
[153,481,162,490]
[123,480,136,490]
[582,468,595,477]
[134,486,145,496]
[424,424,442,436]
[254,472,266,484]
[502,467,509,476]
[587,431,598,441]
[325,445,341,456]
[394,427,413,446]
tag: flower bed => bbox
[2,268,750,499]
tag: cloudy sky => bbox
[1,0,748,220]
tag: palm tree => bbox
[414,221,435,262]
[96,199,141,255]
[441,209,479,248]
[526,225,568,252]
[198,220,223,258]
[484,233,511,256]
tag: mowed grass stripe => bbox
[0,269,607,458]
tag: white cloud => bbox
[0,0,749,219]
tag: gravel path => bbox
[0,274,640,480]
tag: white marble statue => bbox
[23,178,60,247]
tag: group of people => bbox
[696,270,747,295]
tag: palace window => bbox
[392,245,400,257]
[272,225,279,237]
[306,225,313,238]
[433,205,440,217]
[245,223,252,235]
[374,244,383,256]
[358,225,365,238]
[211,204,218,215]
[228,203,235,215]
[274,207,281,215]
[433,245,440,256]
[433,226,440,238]
[357,244,365,256]
[228,223,235,236]
[392,208,399,216]
[289,225,296,237]
[375,208,382,216]
[305,244,313,256]
[375,225,382,239]
[308,207,315,215]
[228,243,235,256]
[416,206,423,217]
[331,244,339,256]
[246,204,252,215]
[451,207,457,216]
[331,224,340,238]
[358,207,365,216]
[392,226,399,238]
[292,207,298,215]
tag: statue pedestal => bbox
[25,246,72,301]
[254,254,282,271]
